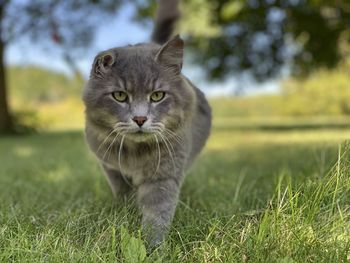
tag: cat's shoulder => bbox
[181,76,212,116]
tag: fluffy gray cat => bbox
[83,0,211,247]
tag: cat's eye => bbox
[150,91,165,102]
[112,91,128,102]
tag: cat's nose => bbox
[132,116,148,127]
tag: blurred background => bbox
[2,1,350,260]
[1,0,350,134]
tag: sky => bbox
[5,3,280,97]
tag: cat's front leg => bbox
[137,177,181,247]
[102,164,132,198]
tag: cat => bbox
[82,0,211,247]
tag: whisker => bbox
[151,122,183,145]
[152,134,161,178]
[157,131,176,177]
[107,132,122,160]
[162,135,178,177]
[118,135,133,188]
[152,122,165,129]
[118,135,125,172]
[114,122,129,127]
[164,128,183,140]
[97,128,117,154]
[96,122,131,154]
[162,129,183,145]
[158,130,176,157]
[102,132,120,161]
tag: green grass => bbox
[1,125,350,262]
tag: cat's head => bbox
[83,35,194,142]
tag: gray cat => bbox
[82,0,211,247]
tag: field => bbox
[1,98,350,262]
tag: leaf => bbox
[220,2,243,21]
[120,226,147,263]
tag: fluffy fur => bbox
[82,0,211,247]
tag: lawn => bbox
[1,118,350,262]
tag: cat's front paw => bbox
[142,223,168,249]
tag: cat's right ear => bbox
[155,35,184,74]
[92,52,115,78]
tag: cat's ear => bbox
[92,52,115,78]
[155,35,184,74]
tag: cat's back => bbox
[183,77,212,163]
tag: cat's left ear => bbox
[155,35,184,74]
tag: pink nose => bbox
[132,116,147,127]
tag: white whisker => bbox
[162,129,183,145]
[151,122,183,145]
[164,128,183,140]
[157,131,176,177]
[97,122,131,154]
[153,134,161,178]
[114,122,129,127]
[118,135,133,188]
[97,128,117,154]
[162,135,179,178]
[102,132,121,161]
[107,133,121,160]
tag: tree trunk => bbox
[0,1,13,134]
[0,40,13,134]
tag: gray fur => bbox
[83,19,211,249]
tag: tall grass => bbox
[0,129,349,261]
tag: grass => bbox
[1,120,350,262]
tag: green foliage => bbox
[220,1,243,21]
[282,68,350,116]
[120,226,147,263]
[11,109,41,133]
[178,0,221,38]
[136,0,350,80]
[8,66,81,103]
[209,66,350,117]
[6,66,85,131]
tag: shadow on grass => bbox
[214,122,350,132]
[0,130,116,211]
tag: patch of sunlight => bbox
[35,97,85,131]
[206,129,350,151]
[299,225,316,242]
[13,146,34,158]
[330,232,350,243]
[325,219,350,245]
[199,244,222,262]
[46,165,71,182]
[212,116,350,127]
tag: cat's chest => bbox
[102,144,160,184]
[120,151,155,176]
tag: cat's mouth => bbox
[127,127,157,134]
[126,129,156,142]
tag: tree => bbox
[0,0,122,134]
[135,0,350,81]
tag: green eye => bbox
[112,91,128,102]
[150,91,165,102]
